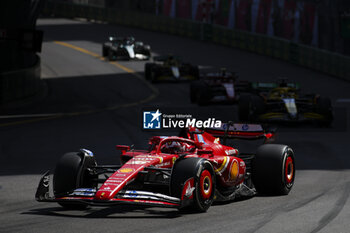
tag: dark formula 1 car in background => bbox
[238,79,333,126]
[36,124,295,212]
[190,69,251,105]
[144,55,199,82]
[102,36,151,60]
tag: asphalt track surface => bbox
[1,18,350,233]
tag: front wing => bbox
[35,171,181,208]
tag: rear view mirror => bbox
[116,145,130,153]
[197,149,213,156]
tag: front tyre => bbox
[252,144,295,195]
[170,158,215,212]
[53,152,97,209]
[194,164,215,211]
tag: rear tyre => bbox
[144,63,153,81]
[238,94,251,121]
[250,95,265,119]
[252,144,295,195]
[190,66,200,80]
[190,81,202,103]
[190,81,211,105]
[239,94,265,122]
[315,97,333,126]
[102,45,109,57]
[108,50,116,61]
[149,66,159,83]
[53,152,97,209]
[170,158,215,212]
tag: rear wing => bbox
[203,123,275,141]
[252,82,300,91]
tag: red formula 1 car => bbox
[36,124,295,212]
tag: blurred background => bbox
[1,0,350,105]
[61,0,350,54]
[1,1,350,233]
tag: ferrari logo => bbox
[119,168,134,173]
[184,182,195,198]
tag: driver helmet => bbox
[162,141,183,153]
[125,36,135,44]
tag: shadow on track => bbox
[23,205,182,219]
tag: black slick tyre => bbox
[315,96,333,126]
[53,152,96,209]
[108,50,116,61]
[102,45,108,57]
[170,157,215,212]
[145,63,153,81]
[191,81,211,105]
[252,144,295,195]
[238,94,251,121]
[190,81,202,103]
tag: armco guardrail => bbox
[0,55,41,104]
[43,2,350,80]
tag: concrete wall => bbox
[0,55,41,104]
[0,1,44,105]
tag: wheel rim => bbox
[200,170,212,199]
[285,156,294,185]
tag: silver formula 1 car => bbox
[102,36,151,60]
